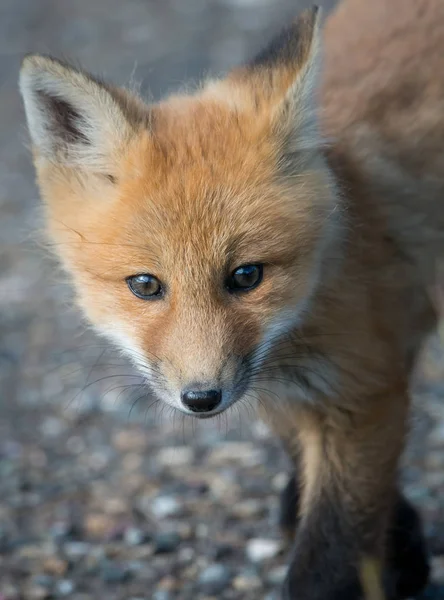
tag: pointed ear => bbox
[245,6,321,94]
[19,55,142,173]
[224,7,322,163]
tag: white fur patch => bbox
[19,55,134,171]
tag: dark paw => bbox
[282,567,362,600]
[385,495,430,599]
[279,476,430,600]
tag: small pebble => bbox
[40,417,65,438]
[24,587,50,600]
[213,543,234,560]
[157,576,177,591]
[43,556,68,576]
[426,471,444,488]
[156,446,194,467]
[176,522,193,540]
[84,554,101,576]
[153,532,181,554]
[267,565,288,585]
[126,559,145,574]
[178,546,195,562]
[196,523,209,539]
[425,451,444,471]
[101,561,132,583]
[64,542,91,559]
[233,572,263,591]
[272,472,290,492]
[251,420,271,439]
[130,545,154,560]
[121,452,143,471]
[247,538,281,563]
[208,473,239,500]
[49,521,79,542]
[208,442,264,466]
[1,583,19,599]
[124,526,146,546]
[84,513,114,538]
[113,429,146,452]
[429,424,444,447]
[103,497,127,515]
[66,436,85,455]
[198,564,232,594]
[18,545,45,559]
[152,593,172,600]
[231,499,265,518]
[151,496,182,519]
[432,556,444,584]
[56,580,75,596]
[32,576,53,590]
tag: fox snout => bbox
[181,388,222,414]
[144,327,252,418]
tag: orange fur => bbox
[19,2,443,597]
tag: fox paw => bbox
[279,474,430,599]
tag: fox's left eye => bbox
[226,264,263,292]
[126,274,163,299]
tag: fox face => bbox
[20,8,339,416]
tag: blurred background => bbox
[0,0,443,598]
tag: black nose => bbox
[181,389,222,413]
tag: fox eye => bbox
[126,274,163,299]
[226,264,263,292]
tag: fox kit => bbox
[19,0,444,597]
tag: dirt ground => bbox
[0,0,443,598]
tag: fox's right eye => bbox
[126,274,163,300]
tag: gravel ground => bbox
[0,0,443,598]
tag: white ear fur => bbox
[19,55,136,172]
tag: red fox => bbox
[19,0,444,597]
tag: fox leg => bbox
[279,470,301,545]
[267,387,428,600]
[279,472,429,599]
[384,494,430,599]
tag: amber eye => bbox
[126,274,163,300]
[226,264,263,292]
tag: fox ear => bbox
[227,6,322,159]
[245,6,321,92]
[19,55,140,172]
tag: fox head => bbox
[19,7,340,417]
